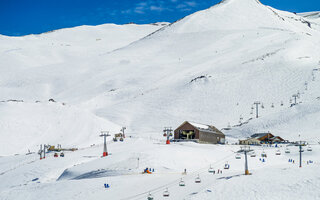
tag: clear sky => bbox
[0,0,319,36]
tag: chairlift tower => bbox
[297,135,306,168]
[163,127,173,144]
[121,127,126,138]
[238,146,253,175]
[39,144,43,160]
[43,144,47,159]
[292,94,298,105]
[253,101,261,118]
[100,131,111,157]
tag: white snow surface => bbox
[298,11,320,23]
[0,101,121,156]
[1,138,320,200]
[189,122,210,130]
[1,0,320,199]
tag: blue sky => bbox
[0,0,319,36]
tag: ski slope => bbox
[0,101,121,156]
[0,137,319,200]
[1,0,320,199]
[299,11,320,24]
[0,0,319,142]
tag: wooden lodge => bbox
[239,138,260,145]
[174,121,225,144]
[240,132,286,145]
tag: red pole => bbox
[166,131,170,144]
[100,132,110,157]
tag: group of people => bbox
[144,167,155,174]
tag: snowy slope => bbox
[1,138,320,200]
[0,23,167,155]
[0,23,167,69]
[1,0,320,199]
[299,11,320,23]
[75,0,320,135]
[0,101,121,156]
[0,0,320,151]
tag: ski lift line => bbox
[137,142,318,199]
[120,153,235,200]
[128,154,233,200]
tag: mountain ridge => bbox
[1,1,320,155]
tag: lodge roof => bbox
[176,121,225,136]
[251,132,274,139]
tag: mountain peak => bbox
[166,0,306,33]
[220,0,261,4]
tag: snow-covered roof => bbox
[187,121,224,136]
[251,133,273,139]
[189,122,210,130]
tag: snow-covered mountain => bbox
[0,23,167,155]
[1,0,320,155]
[1,1,320,200]
[299,11,320,23]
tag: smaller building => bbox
[251,132,275,144]
[246,132,287,144]
[239,138,260,145]
[269,136,285,143]
[174,121,225,144]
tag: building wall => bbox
[199,131,225,144]
[239,138,260,145]
[174,122,200,139]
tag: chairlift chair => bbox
[250,152,256,157]
[224,163,230,169]
[235,153,241,159]
[179,179,186,186]
[275,149,281,155]
[163,188,170,197]
[147,193,154,200]
[195,175,201,183]
[208,165,215,173]
[285,148,290,153]
[307,146,312,151]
